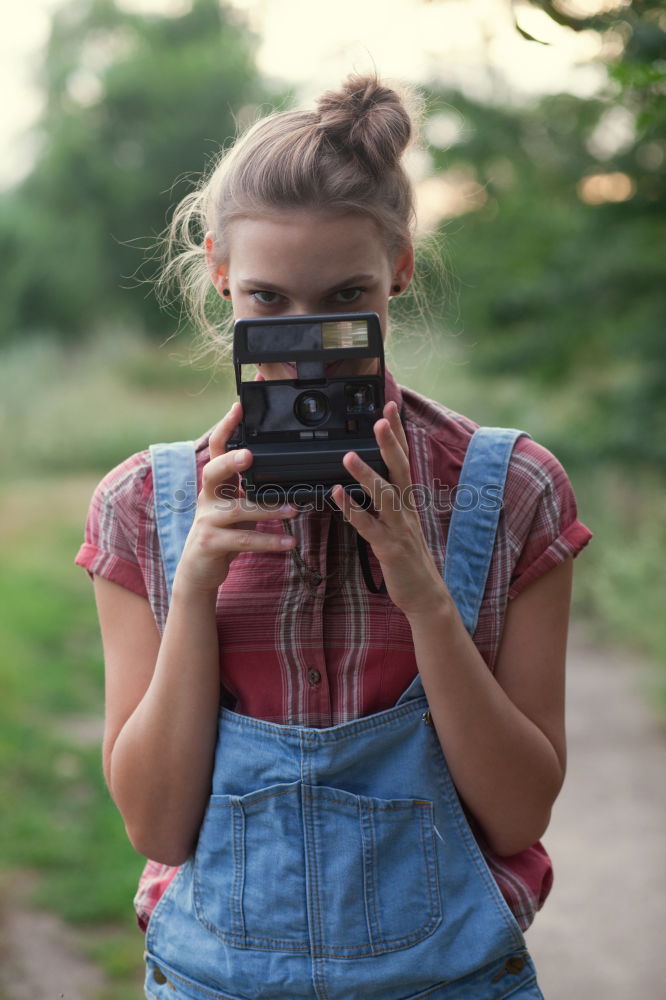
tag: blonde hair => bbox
[158,74,425,366]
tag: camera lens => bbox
[294,391,329,426]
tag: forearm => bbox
[408,597,565,857]
[109,581,221,865]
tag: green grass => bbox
[0,330,664,996]
[0,329,237,479]
[0,476,147,995]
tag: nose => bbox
[285,302,319,317]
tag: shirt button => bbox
[153,967,168,985]
[307,669,321,686]
[310,571,323,586]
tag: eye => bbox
[250,290,285,306]
[332,287,364,304]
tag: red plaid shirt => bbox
[75,370,592,932]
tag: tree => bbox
[0,0,271,345]
[422,0,666,466]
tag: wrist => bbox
[404,584,457,628]
[171,575,220,611]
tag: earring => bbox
[222,288,230,297]
[392,284,401,294]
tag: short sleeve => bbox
[74,451,153,598]
[504,436,592,600]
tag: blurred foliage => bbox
[1,0,662,472]
[413,0,666,469]
[0,0,273,346]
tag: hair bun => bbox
[316,74,412,176]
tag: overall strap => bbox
[149,441,197,603]
[398,426,530,705]
[444,426,530,636]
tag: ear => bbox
[205,231,229,298]
[391,243,415,294]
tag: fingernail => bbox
[234,449,248,465]
[280,536,295,547]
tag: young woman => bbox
[76,75,592,999]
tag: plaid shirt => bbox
[75,370,592,932]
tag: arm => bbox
[98,404,297,866]
[331,403,570,857]
[98,576,221,866]
[407,557,569,857]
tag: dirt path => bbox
[0,625,664,999]
[528,625,666,997]
[0,874,108,1000]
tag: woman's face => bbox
[212,209,413,379]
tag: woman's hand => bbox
[173,402,297,596]
[330,401,450,619]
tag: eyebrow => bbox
[240,274,376,294]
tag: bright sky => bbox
[3,0,616,189]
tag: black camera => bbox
[226,312,387,505]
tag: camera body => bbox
[226,312,387,505]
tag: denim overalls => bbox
[145,427,544,1000]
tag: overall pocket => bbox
[192,781,442,957]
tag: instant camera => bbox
[227,312,387,506]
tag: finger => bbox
[383,400,409,457]
[342,451,400,519]
[213,495,298,525]
[372,419,412,494]
[329,485,378,539]
[208,402,243,461]
[202,445,253,501]
[219,526,297,554]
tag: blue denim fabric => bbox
[149,439,197,604]
[145,427,544,1000]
